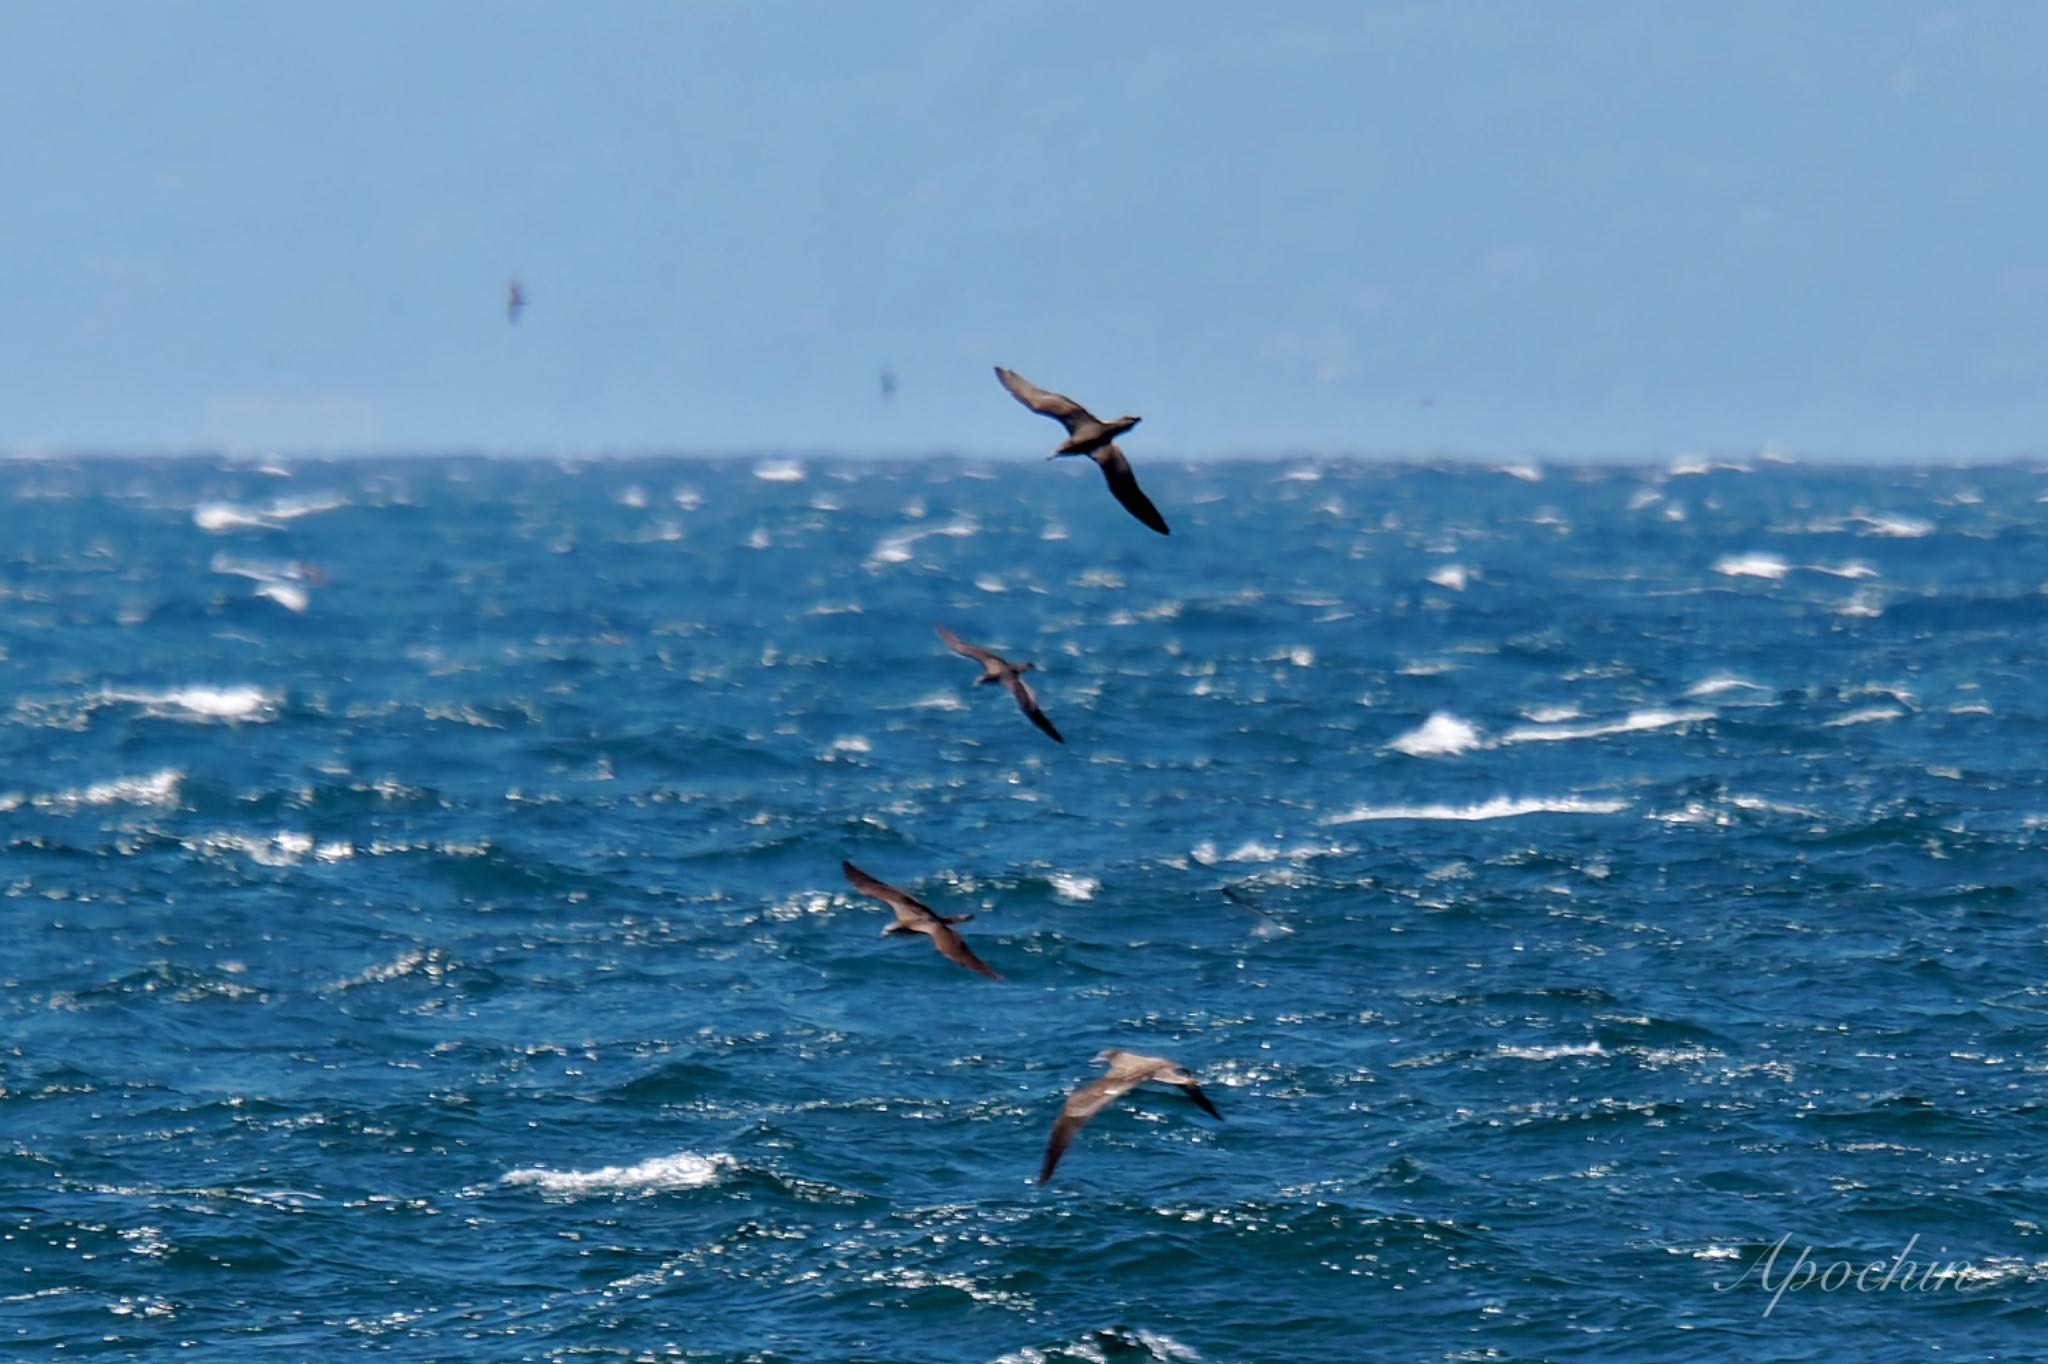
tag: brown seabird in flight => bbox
[841,860,1003,980]
[934,624,1063,744]
[993,366,1170,536]
[1039,1049,1223,1184]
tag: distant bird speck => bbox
[879,366,897,403]
[994,367,1169,535]
[506,279,526,325]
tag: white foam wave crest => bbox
[1050,873,1099,902]
[270,494,345,521]
[188,830,354,866]
[25,768,183,810]
[1189,839,1335,866]
[1671,455,1754,477]
[1497,1041,1609,1061]
[256,581,310,612]
[211,552,319,610]
[193,494,345,533]
[502,1151,734,1197]
[1321,795,1628,825]
[751,460,806,482]
[209,553,318,585]
[1685,675,1763,698]
[1825,706,1907,728]
[193,502,273,532]
[1426,563,1469,591]
[865,515,979,568]
[993,1330,1205,1363]
[102,684,274,721]
[1850,512,1933,538]
[1388,712,1485,756]
[1498,708,1711,745]
[1713,553,1790,579]
[328,948,433,991]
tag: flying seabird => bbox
[841,860,1003,980]
[1221,884,1295,935]
[934,624,1063,743]
[993,367,1170,536]
[1038,1049,1223,1184]
[507,279,526,325]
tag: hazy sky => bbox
[5,1,2045,459]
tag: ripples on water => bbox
[6,456,2048,1361]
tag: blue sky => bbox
[4,1,2045,459]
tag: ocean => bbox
[4,454,2046,1362]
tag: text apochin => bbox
[1716,1234,1989,1316]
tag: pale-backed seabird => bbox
[994,367,1169,536]
[934,624,1063,743]
[1039,1049,1223,1184]
[841,860,1003,980]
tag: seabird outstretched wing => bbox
[1095,445,1170,536]
[994,367,1095,435]
[1002,672,1064,743]
[1176,1080,1223,1121]
[1039,1073,1132,1184]
[842,860,937,924]
[930,922,1003,980]
[935,623,1003,670]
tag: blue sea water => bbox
[4,454,2047,1362]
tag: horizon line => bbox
[4,446,2044,469]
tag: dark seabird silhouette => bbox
[1221,884,1295,934]
[1039,1049,1223,1184]
[506,279,526,325]
[841,860,1002,980]
[993,366,1169,536]
[935,624,1063,743]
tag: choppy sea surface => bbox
[5,455,2048,1362]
